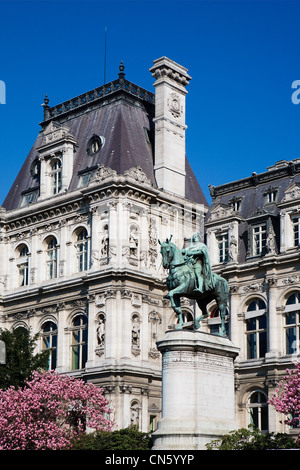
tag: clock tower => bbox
[150,57,191,198]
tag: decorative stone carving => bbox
[96,314,105,347]
[243,283,264,292]
[228,235,238,262]
[123,166,152,186]
[131,314,140,356]
[41,121,74,145]
[91,164,117,183]
[266,227,276,254]
[281,182,300,203]
[167,92,182,118]
[129,225,139,258]
[130,400,140,427]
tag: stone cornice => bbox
[0,165,205,234]
[209,159,300,198]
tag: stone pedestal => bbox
[152,329,239,450]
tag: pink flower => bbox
[269,362,300,430]
[0,370,113,450]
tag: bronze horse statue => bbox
[159,236,229,336]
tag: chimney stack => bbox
[150,57,191,197]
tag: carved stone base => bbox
[151,329,240,450]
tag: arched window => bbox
[16,244,29,286]
[41,321,58,370]
[245,299,267,359]
[75,228,88,272]
[247,390,268,432]
[50,158,62,195]
[284,292,300,355]
[71,314,88,370]
[45,236,58,280]
[208,305,229,336]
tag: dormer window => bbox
[36,122,77,201]
[267,191,277,203]
[30,158,40,180]
[87,135,104,156]
[50,158,62,195]
[229,196,242,212]
[252,224,267,256]
[292,216,300,247]
[20,188,39,207]
[216,232,229,263]
[264,186,278,204]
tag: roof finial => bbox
[118,61,125,79]
[42,94,50,120]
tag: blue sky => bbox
[1,0,300,205]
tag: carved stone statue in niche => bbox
[266,227,276,254]
[131,316,140,347]
[129,226,139,257]
[228,235,238,262]
[130,401,140,427]
[101,225,109,256]
[97,315,105,347]
[149,218,158,246]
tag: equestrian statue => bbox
[159,233,229,336]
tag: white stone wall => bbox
[0,169,206,432]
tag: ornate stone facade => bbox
[205,159,300,436]
[0,58,207,432]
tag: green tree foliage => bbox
[206,427,299,450]
[0,328,49,389]
[71,427,152,450]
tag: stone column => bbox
[152,329,239,450]
[266,276,280,358]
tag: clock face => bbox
[168,93,182,118]
[172,99,180,111]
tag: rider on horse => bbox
[181,233,214,294]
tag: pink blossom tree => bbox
[269,362,300,430]
[0,370,113,450]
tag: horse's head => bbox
[158,236,175,269]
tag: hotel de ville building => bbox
[0,56,299,437]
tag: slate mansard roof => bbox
[206,159,300,262]
[207,159,300,220]
[3,65,207,211]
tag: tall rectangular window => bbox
[76,229,88,272]
[46,237,58,280]
[50,158,62,195]
[292,217,300,247]
[216,232,229,263]
[285,293,300,355]
[246,315,267,359]
[253,224,267,255]
[41,321,58,370]
[71,315,88,370]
